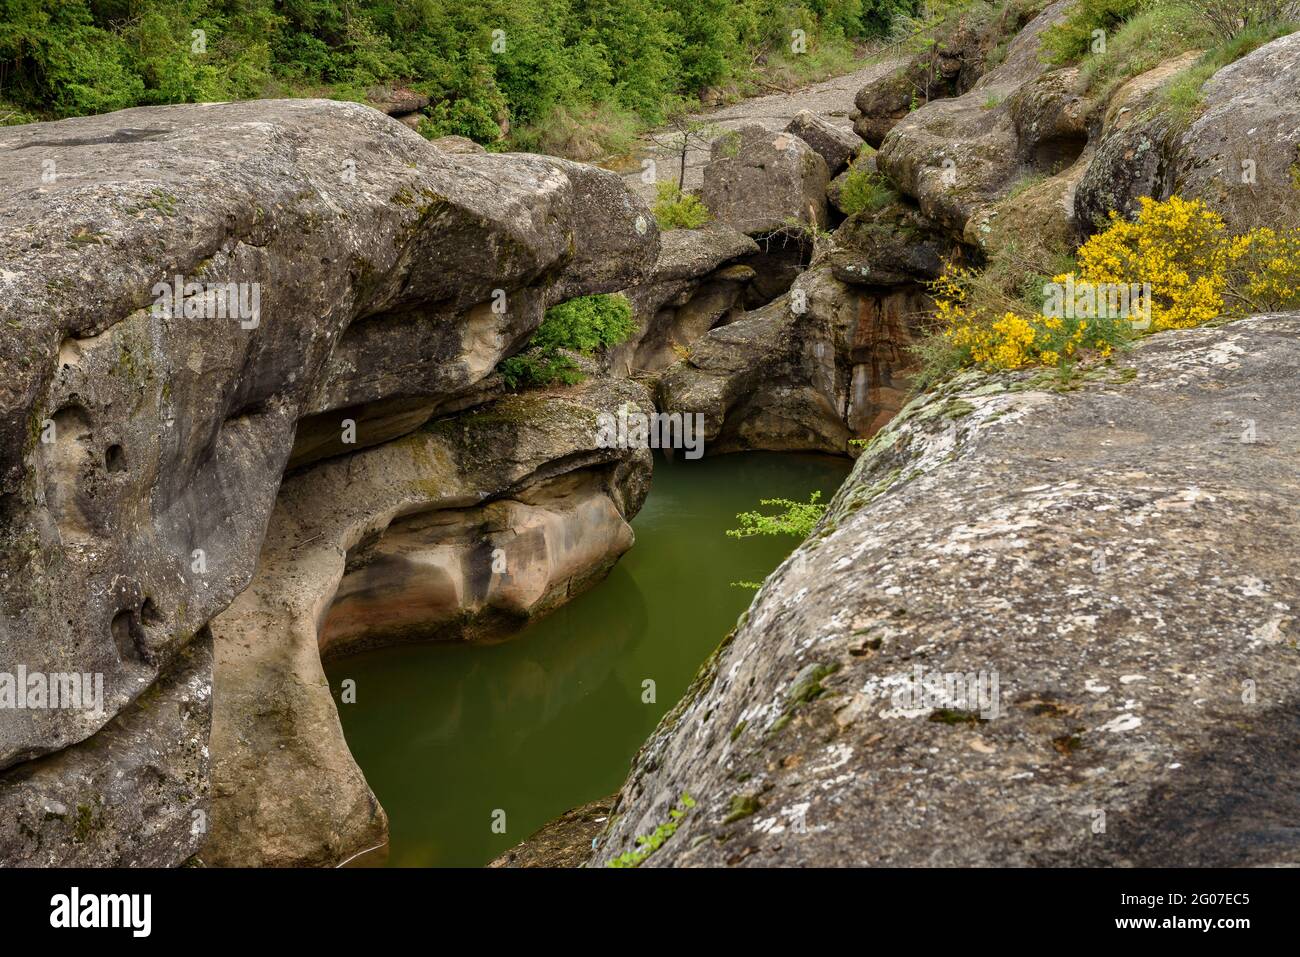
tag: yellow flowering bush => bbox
[1072,196,1229,330]
[1228,226,1300,312]
[931,268,1128,371]
[928,196,1300,375]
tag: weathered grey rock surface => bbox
[0,98,656,866]
[702,124,831,235]
[785,110,864,176]
[1078,33,1300,235]
[595,315,1300,866]
[489,795,615,868]
[1072,53,1200,231]
[0,638,210,866]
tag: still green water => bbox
[326,451,850,867]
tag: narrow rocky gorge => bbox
[2,0,1298,869]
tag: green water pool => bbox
[325,451,851,867]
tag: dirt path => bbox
[617,55,903,201]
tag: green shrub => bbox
[498,293,636,389]
[1198,0,1300,42]
[1041,0,1148,65]
[533,293,636,353]
[652,182,712,229]
[727,492,827,540]
[839,165,897,216]
[497,351,584,391]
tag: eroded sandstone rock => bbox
[613,226,759,376]
[1072,52,1202,232]
[0,98,656,866]
[852,0,1049,147]
[595,314,1300,867]
[204,377,653,867]
[657,262,926,453]
[827,197,956,286]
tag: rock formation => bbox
[4,1,1299,871]
[785,110,865,177]
[0,98,657,866]
[851,0,1048,147]
[1077,33,1300,235]
[207,378,652,867]
[701,124,831,235]
[612,226,759,377]
[595,314,1300,867]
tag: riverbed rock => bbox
[594,313,1300,867]
[852,11,988,147]
[0,637,210,867]
[613,226,759,376]
[657,262,927,453]
[851,0,1048,147]
[369,85,431,117]
[701,124,830,235]
[875,1,1080,246]
[785,110,864,176]
[204,376,653,867]
[0,97,656,866]
[428,134,486,154]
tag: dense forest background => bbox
[0,0,917,152]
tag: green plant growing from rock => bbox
[727,491,827,541]
[839,167,898,216]
[606,792,695,867]
[498,293,636,390]
[652,181,712,229]
[727,491,829,589]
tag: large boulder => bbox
[594,314,1300,867]
[701,124,830,235]
[1078,33,1300,236]
[784,110,864,176]
[1177,32,1300,231]
[0,98,657,866]
[1073,52,1204,232]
